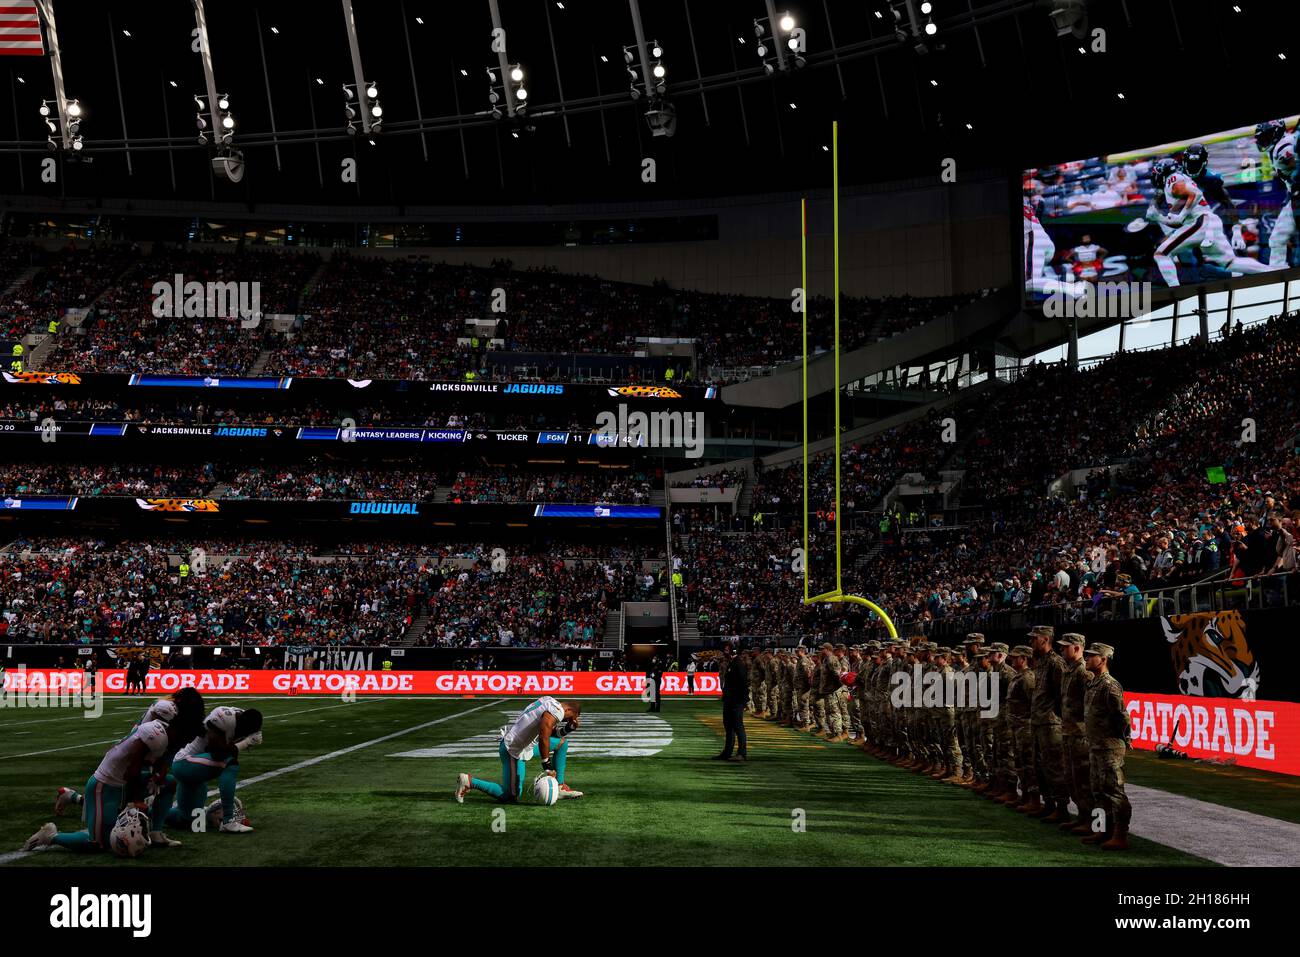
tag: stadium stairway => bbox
[737,478,754,516]
[396,610,431,646]
[602,609,623,649]
[301,257,331,298]
[2,264,39,301]
[248,349,273,376]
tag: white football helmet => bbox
[533,774,560,806]
[109,806,150,859]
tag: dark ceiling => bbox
[0,0,1295,208]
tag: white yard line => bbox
[1125,783,1300,867]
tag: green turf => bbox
[1125,750,1300,825]
[0,696,1228,866]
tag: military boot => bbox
[1100,824,1130,850]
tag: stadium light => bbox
[925,20,937,35]
[752,6,802,73]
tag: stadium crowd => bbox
[8,243,981,382]
[677,311,1300,639]
[448,469,654,504]
[0,538,661,649]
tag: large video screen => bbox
[1023,114,1298,304]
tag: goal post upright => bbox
[798,120,899,642]
[801,195,809,603]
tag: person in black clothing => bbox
[714,645,748,761]
[645,656,663,712]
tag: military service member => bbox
[1082,642,1132,850]
[1026,625,1069,821]
[1004,644,1037,808]
[1056,633,1095,836]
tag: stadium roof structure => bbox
[1,0,1297,207]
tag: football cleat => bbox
[205,796,246,828]
[22,822,57,851]
[455,772,471,804]
[149,831,183,848]
[219,819,254,833]
[54,787,79,817]
[557,782,584,799]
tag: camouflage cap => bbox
[866,641,882,650]
[963,632,985,644]
[1084,642,1115,659]
[936,646,954,656]
[971,649,990,659]
[987,642,1010,653]
[820,642,834,650]
[1028,625,1055,639]
[1009,644,1034,657]
[1055,633,1086,648]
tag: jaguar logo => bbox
[1160,610,1259,700]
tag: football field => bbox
[4,695,1298,868]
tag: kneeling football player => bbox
[455,696,584,803]
[24,718,181,853]
[160,706,264,834]
[55,687,206,820]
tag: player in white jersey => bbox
[1146,158,1284,287]
[1023,202,1088,299]
[50,691,205,842]
[24,720,179,853]
[160,706,263,833]
[1064,234,1108,282]
[455,696,585,803]
[1256,120,1299,267]
[53,687,206,822]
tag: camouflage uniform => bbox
[795,650,815,729]
[984,644,1017,796]
[1083,643,1132,848]
[817,644,847,739]
[906,646,926,763]
[764,650,774,717]
[960,634,986,782]
[756,652,772,716]
[859,644,880,746]
[1005,646,1037,801]
[1057,634,1095,831]
[834,645,855,737]
[1028,627,1069,814]
[779,652,794,721]
[933,649,963,778]
[747,651,761,713]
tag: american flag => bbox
[0,1,43,56]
